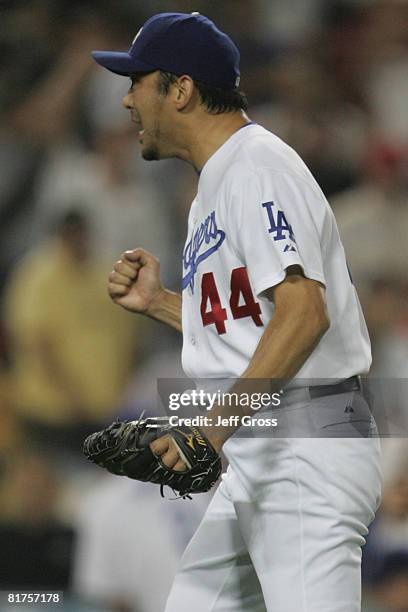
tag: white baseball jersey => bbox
[169,123,381,612]
[181,123,371,383]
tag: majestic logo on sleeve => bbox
[262,201,297,252]
[182,211,226,292]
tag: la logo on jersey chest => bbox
[182,210,226,292]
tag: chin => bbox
[142,145,160,161]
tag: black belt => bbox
[308,375,361,399]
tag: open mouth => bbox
[131,112,144,137]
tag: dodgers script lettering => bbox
[182,211,226,291]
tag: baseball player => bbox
[92,12,382,611]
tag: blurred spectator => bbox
[29,66,179,285]
[363,551,408,611]
[331,143,408,388]
[371,283,408,436]
[364,469,408,578]
[364,1,408,146]
[368,551,408,612]
[74,474,211,612]
[258,0,324,45]
[252,50,366,197]
[333,142,408,292]
[0,449,74,590]
[362,434,408,611]
[4,209,141,452]
[0,12,111,295]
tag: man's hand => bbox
[83,419,222,498]
[108,248,183,332]
[108,248,165,315]
[150,436,187,472]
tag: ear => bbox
[173,75,196,111]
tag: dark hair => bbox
[157,71,248,115]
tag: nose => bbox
[122,93,132,109]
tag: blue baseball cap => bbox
[92,12,240,90]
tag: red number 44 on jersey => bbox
[200,267,263,335]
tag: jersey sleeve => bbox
[227,169,327,297]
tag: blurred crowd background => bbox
[0,0,408,610]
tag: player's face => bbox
[122,72,170,161]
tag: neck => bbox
[176,110,251,172]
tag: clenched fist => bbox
[108,248,165,315]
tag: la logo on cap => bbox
[132,27,143,45]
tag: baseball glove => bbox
[82,417,222,498]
